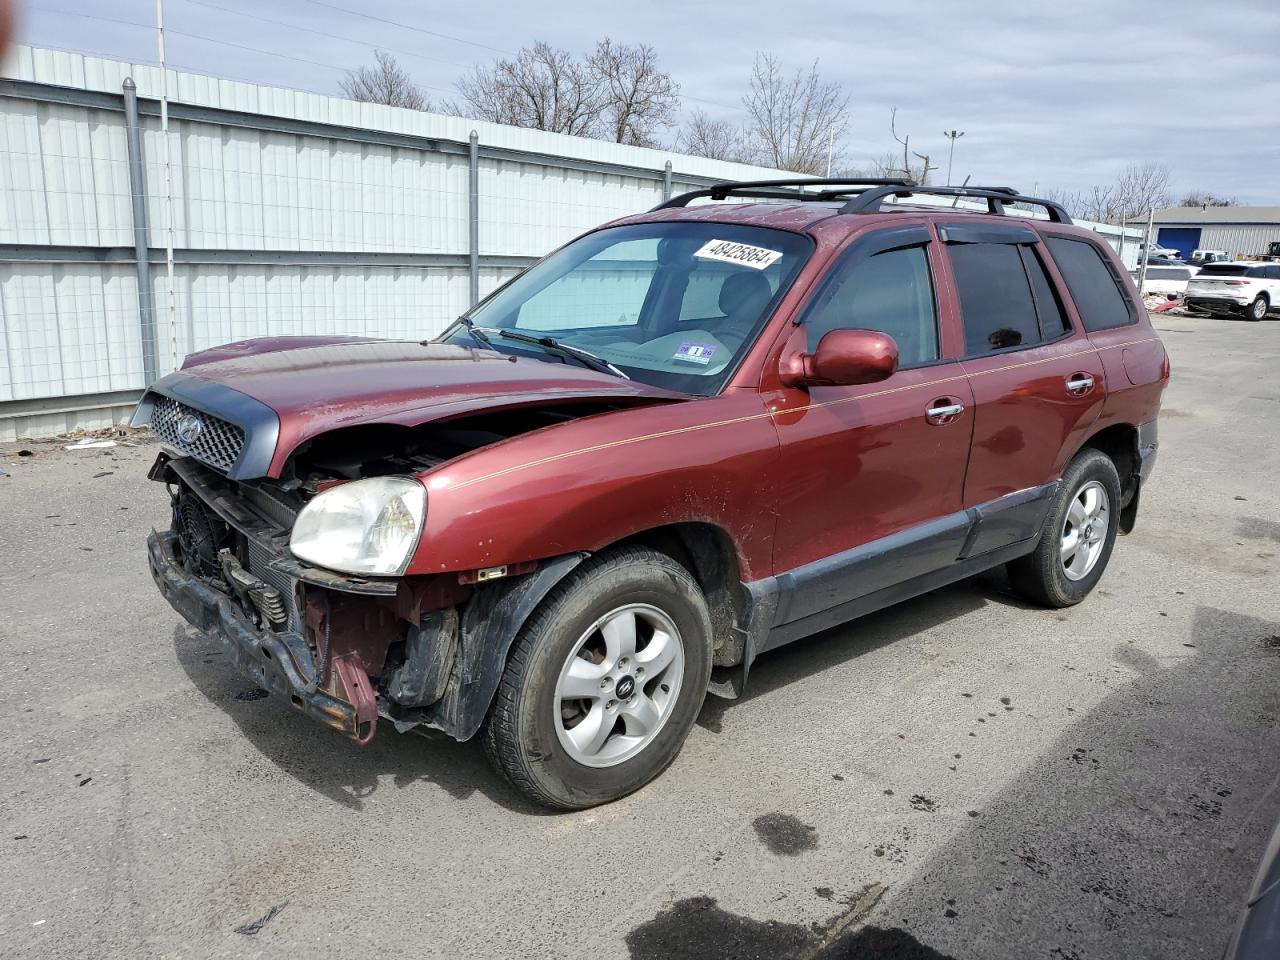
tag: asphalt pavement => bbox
[3,310,1279,959]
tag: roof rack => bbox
[652,178,914,211]
[839,185,1073,223]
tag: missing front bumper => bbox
[148,529,377,742]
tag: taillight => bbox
[1224,280,1248,286]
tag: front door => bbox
[769,225,974,632]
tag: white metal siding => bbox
[1196,225,1280,257]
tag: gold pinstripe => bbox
[450,336,1161,490]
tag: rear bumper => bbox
[147,529,375,741]
[1185,295,1250,311]
[1138,418,1158,483]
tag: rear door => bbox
[1043,232,1165,437]
[941,222,1105,556]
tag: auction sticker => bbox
[694,239,783,270]
[673,341,718,365]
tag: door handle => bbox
[1066,373,1095,396]
[925,398,965,425]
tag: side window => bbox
[803,245,939,366]
[948,242,1043,355]
[1045,236,1137,332]
[1022,246,1071,338]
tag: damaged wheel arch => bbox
[413,552,589,740]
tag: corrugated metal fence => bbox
[0,44,1142,441]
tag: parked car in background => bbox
[1141,265,1197,300]
[1190,249,1230,265]
[132,178,1169,808]
[1184,262,1280,320]
[1142,243,1182,261]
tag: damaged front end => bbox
[148,453,574,745]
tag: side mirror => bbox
[780,328,899,388]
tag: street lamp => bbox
[943,130,964,186]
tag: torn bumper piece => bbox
[148,529,377,742]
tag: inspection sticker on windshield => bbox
[694,239,783,270]
[674,341,718,365]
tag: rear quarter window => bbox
[1045,237,1137,332]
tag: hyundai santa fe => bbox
[134,178,1169,808]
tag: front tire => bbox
[482,546,713,809]
[1247,294,1269,321]
[1007,449,1122,608]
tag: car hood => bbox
[144,337,686,478]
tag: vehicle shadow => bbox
[171,569,1028,816]
[697,569,1027,732]
[846,604,1280,959]
[171,625,546,815]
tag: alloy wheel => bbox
[554,603,685,768]
[1061,480,1110,581]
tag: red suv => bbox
[136,179,1168,808]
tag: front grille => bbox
[151,395,246,473]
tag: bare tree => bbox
[448,42,601,136]
[1113,161,1172,221]
[886,108,935,184]
[675,110,750,163]
[340,50,430,111]
[1043,164,1173,224]
[742,54,849,175]
[589,39,680,147]
[1042,184,1116,223]
[1179,190,1237,208]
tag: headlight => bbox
[289,477,426,576]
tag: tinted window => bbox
[1146,267,1193,280]
[1245,266,1269,278]
[949,242,1043,354]
[1023,246,1070,339]
[1197,263,1249,277]
[803,245,939,366]
[1045,237,1136,331]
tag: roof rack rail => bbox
[652,177,915,211]
[840,185,1072,223]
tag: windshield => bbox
[440,222,812,395]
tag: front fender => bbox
[412,393,781,581]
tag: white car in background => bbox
[1183,262,1280,320]
[1190,249,1229,265]
[1141,265,1197,300]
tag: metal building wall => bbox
[1196,225,1280,257]
[0,44,1142,441]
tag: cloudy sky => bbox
[10,0,1280,202]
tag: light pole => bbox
[943,129,964,186]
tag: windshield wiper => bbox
[455,316,494,347]
[497,330,629,379]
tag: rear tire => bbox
[1247,294,1268,321]
[1007,449,1122,608]
[482,546,712,809]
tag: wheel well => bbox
[1081,424,1138,506]
[612,523,747,668]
